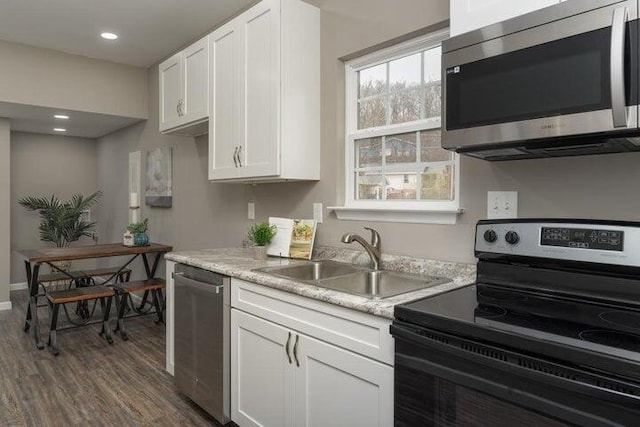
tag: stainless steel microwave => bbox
[442,0,640,160]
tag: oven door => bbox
[391,322,640,427]
[442,0,639,151]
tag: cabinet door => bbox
[182,36,209,123]
[231,309,295,427]
[236,0,280,179]
[209,22,240,180]
[450,0,560,36]
[159,53,183,131]
[294,333,394,427]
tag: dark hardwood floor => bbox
[0,290,222,426]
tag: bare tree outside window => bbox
[350,42,455,203]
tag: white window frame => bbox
[331,28,462,225]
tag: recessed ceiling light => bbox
[53,128,66,132]
[100,32,118,40]
[54,114,69,120]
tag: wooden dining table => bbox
[16,243,173,349]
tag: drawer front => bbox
[231,278,394,365]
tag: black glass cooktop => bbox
[395,283,640,364]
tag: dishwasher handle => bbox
[173,272,224,294]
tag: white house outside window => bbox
[335,28,460,224]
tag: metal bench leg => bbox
[48,303,60,356]
[98,297,114,345]
[116,293,129,341]
[152,289,164,324]
[138,290,150,311]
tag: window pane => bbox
[391,88,422,124]
[358,97,386,129]
[385,132,416,164]
[386,173,417,199]
[357,172,384,199]
[359,63,386,98]
[424,83,441,119]
[356,137,382,167]
[390,53,421,88]
[421,164,454,200]
[424,46,441,83]
[420,130,452,162]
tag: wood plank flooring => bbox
[0,290,224,426]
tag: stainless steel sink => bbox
[255,260,369,281]
[255,260,449,299]
[315,270,449,299]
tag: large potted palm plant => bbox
[18,191,102,271]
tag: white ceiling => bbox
[0,0,257,68]
[1,102,143,138]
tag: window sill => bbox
[328,206,464,225]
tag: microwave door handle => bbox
[611,6,628,128]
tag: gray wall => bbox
[10,132,99,283]
[0,39,148,119]
[95,0,640,269]
[95,66,249,270]
[0,120,9,304]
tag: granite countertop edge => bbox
[165,247,476,320]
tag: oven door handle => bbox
[391,324,640,411]
[611,6,628,128]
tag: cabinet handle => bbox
[293,334,300,367]
[233,146,239,167]
[285,332,292,364]
[176,101,181,116]
[237,145,243,167]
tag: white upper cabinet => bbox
[450,0,562,37]
[159,54,182,131]
[208,0,320,182]
[159,36,209,135]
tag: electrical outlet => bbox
[248,202,255,220]
[487,191,518,219]
[313,203,323,223]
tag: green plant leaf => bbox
[19,191,102,247]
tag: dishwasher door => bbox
[173,264,230,425]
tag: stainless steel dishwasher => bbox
[173,264,230,425]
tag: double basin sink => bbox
[255,260,448,299]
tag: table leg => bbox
[141,253,162,279]
[24,262,44,349]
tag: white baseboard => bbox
[10,282,28,291]
[0,301,12,311]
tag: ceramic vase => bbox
[134,232,149,246]
[254,245,268,260]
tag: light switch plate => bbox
[487,191,518,219]
[313,203,323,223]
[248,202,255,220]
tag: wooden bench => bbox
[112,278,166,341]
[38,267,132,289]
[46,285,115,356]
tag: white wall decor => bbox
[145,147,172,208]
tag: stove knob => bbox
[505,231,520,245]
[483,229,497,243]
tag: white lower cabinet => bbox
[294,331,393,427]
[231,279,394,427]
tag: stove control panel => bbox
[540,227,623,252]
[475,220,640,267]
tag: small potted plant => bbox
[127,218,149,246]
[247,220,277,260]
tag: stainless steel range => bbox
[392,219,640,426]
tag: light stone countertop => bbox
[165,246,476,319]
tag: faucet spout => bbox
[341,227,382,270]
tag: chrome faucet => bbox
[341,227,382,270]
